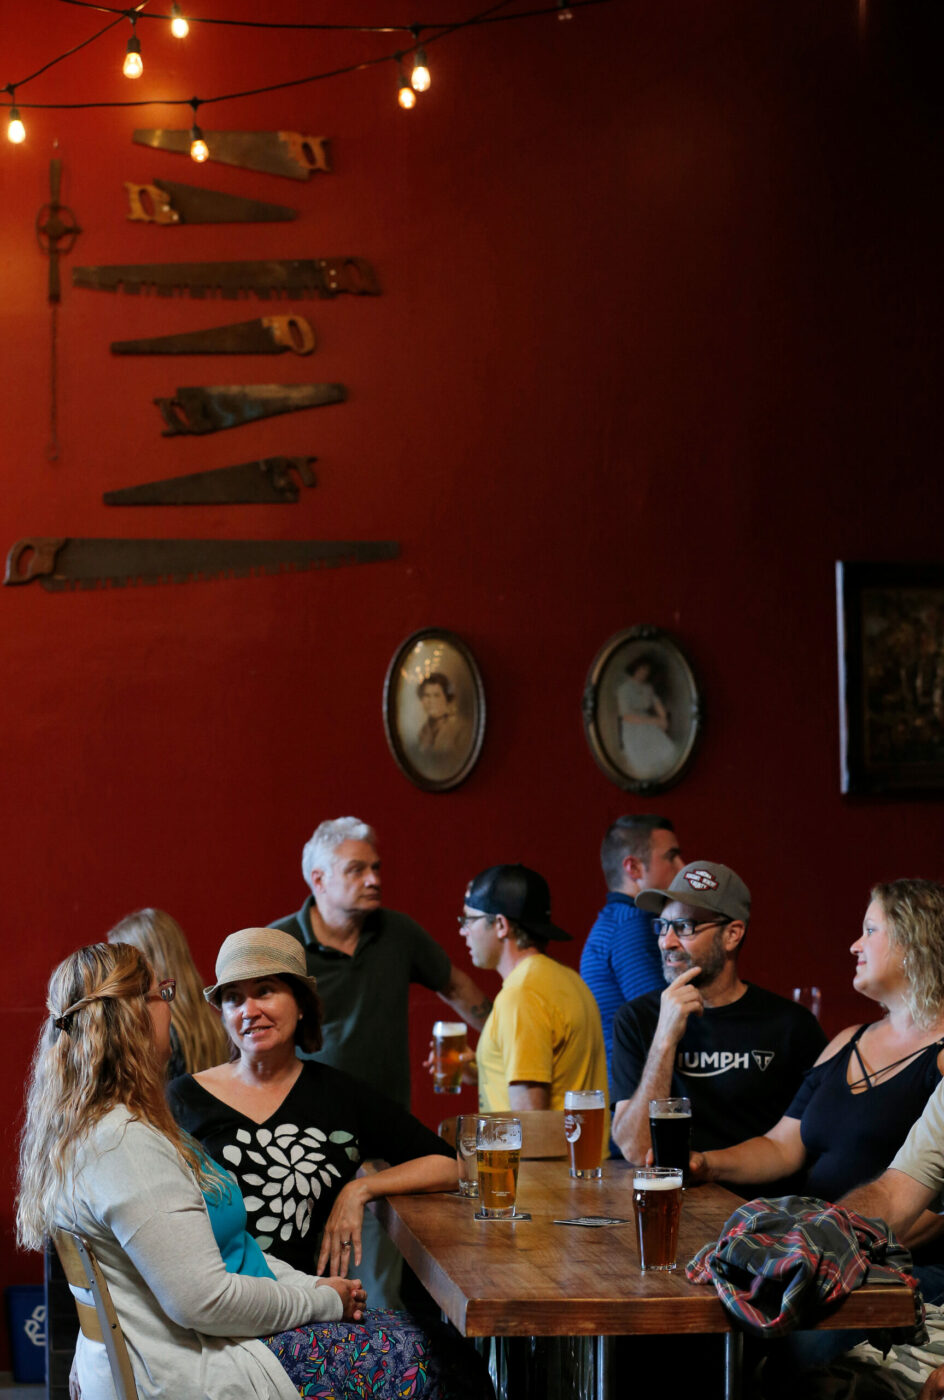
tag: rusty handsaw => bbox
[72,257,379,299]
[5,537,398,591]
[125,178,297,225]
[103,456,316,506]
[154,384,345,436]
[133,129,330,180]
[111,315,316,356]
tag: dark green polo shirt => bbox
[270,896,451,1108]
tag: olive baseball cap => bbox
[636,861,751,924]
[203,926,319,1004]
[465,864,572,941]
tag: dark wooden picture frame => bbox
[383,628,486,793]
[837,561,944,795]
[582,624,702,793]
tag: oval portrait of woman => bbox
[383,629,486,792]
[582,625,702,793]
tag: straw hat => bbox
[203,927,319,1004]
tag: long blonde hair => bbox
[872,879,944,1029]
[107,909,227,1073]
[16,943,217,1251]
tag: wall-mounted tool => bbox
[37,157,81,461]
[125,179,297,225]
[154,384,345,436]
[111,314,316,357]
[103,456,316,505]
[133,130,330,180]
[73,257,379,299]
[5,536,398,592]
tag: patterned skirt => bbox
[263,1307,446,1399]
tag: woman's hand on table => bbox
[318,1178,370,1275]
[321,1276,367,1322]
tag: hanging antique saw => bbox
[37,156,81,461]
[133,130,331,180]
[4,537,398,592]
[111,315,316,357]
[125,178,297,225]
[154,384,345,436]
[72,257,379,299]
[103,456,317,506]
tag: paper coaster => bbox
[473,1208,531,1221]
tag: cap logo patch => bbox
[685,868,719,891]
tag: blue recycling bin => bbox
[5,1284,46,1383]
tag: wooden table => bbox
[374,1160,916,1398]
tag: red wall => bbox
[2,0,942,1339]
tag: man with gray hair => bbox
[580,814,683,1086]
[270,816,492,1109]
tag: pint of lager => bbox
[632,1166,683,1271]
[475,1115,522,1218]
[455,1114,480,1197]
[432,1020,467,1094]
[564,1089,606,1178]
[649,1097,692,1174]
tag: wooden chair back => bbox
[439,1110,567,1159]
[52,1229,138,1400]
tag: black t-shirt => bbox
[612,983,826,1186]
[168,1061,453,1273]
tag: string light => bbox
[7,104,26,143]
[189,97,208,161]
[557,0,574,17]
[397,60,416,109]
[170,3,189,39]
[410,28,431,92]
[122,16,143,79]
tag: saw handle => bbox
[125,183,178,225]
[263,315,316,355]
[281,133,331,174]
[4,537,64,586]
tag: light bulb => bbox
[411,48,430,92]
[123,34,143,79]
[190,124,209,162]
[7,106,25,143]
[170,3,189,38]
[398,76,416,110]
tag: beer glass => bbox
[476,1115,522,1218]
[432,1021,467,1094]
[632,1166,683,1271]
[649,1097,692,1174]
[455,1114,479,1198]
[564,1089,606,1179]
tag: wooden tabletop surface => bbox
[374,1159,917,1338]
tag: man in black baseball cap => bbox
[610,861,825,1186]
[449,864,608,1115]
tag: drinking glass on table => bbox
[649,1097,691,1174]
[432,1020,467,1094]
[632,1166,683,1272]
[564,1089,606,1179]
[476,1115,522,1219]
[455,1114,479,1197]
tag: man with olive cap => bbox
[455,864,608,1115]
[611,861,825,1186]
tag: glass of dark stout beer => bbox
[648,1096,691,1175]
[632,1166,683,1271]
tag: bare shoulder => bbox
[814,1023,862,1066]
[193,1063,236,1088]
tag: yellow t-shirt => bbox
[476,953,609,1126]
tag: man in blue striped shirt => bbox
[580,815,683,1088]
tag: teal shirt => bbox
[199,1157,276,1279]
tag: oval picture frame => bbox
[383,628,486,793]
[582,625,702,793]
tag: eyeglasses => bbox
[145,979,176,1004]
[457,913,494,930]
[652,918,729,941]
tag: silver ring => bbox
[341,1239,352,1247]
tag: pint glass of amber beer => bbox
[476,1116,522,1218]
[632,1166,683,1271]
[432,1021,467,1094]
[564,1089,606,1178]
[648,1097,692,1174]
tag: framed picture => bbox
[582,625,702,793]
[383,629,486,792]
[837,561,944,795]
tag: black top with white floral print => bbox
[168,1061,451,1273]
